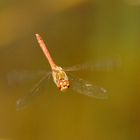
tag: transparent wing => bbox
[7,70,46,86]
[64,57,121,72]
[68,74,108,99]
[16,72,51,110]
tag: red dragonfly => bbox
[16,34,108,110]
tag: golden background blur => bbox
[0,0,140,140]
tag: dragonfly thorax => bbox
[52,66,70,91]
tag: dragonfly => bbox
[16,34,108,110]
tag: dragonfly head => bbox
[57,79,70,91]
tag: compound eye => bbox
[57,80,70,91]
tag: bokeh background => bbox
[0,0,140,140]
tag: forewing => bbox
[16,72,51,110]
[68,74,108,99]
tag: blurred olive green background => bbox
[0,0,140,140]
